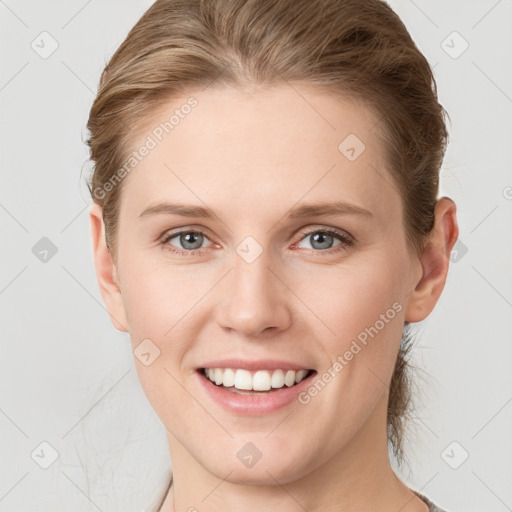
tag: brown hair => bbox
[86,0,448,489]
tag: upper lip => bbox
[198,359,313,371]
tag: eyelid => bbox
[295,226,354,244]
[160,226,216,253]
[160,225,355,255]
[161,226,204,240]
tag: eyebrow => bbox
[139,201,372,219]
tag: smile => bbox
[202,367,313,393]
[196,361,317,414]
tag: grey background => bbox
[1,1,511,511]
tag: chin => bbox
[201,452,312,487]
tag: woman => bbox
[86,0,458,510]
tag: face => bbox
[94,84,429,485]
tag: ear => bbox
[404,197,459,323]
[89,203,129,332]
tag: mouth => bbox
[198,367,316,395]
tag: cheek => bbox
[121,263,199,429]
[294,257,405,349]
[293,254,407,422]
[119,254,205,338]
[118,259,199,406]
[297,259,405,421]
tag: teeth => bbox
[253,370,271,391]
[295,369,308,383]
[223,368,235,387]
[271,369,284,388]
[234,369,252,390]
[284,370,295,387]
[214,368,223,386]
[203,367,310,391]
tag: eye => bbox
[161,230,213,255]
[160,227,354,256]
[294,227,354,253]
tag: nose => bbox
[215,249,292,338]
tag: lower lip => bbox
[196,370,316,415]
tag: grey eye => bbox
[298,231,342,251]
[167,231,207,251]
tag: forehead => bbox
[119,84,398,220]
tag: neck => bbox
[159,393,427,512]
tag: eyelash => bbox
[160,227,355,256]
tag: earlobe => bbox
[404,197,459,323]
[89,203,129,332]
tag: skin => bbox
[89,84,458,512]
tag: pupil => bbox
[312,232,332,249]
[182,232,202,249]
